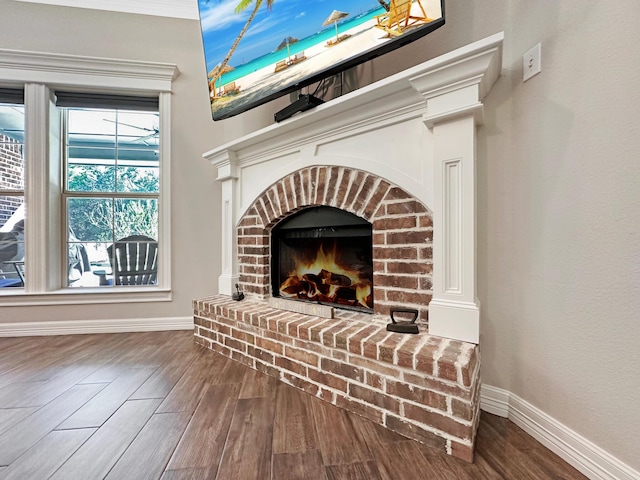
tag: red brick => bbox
[385,200,428,215]
[308,368,348,392]
[231,350,254,367]
[224,337,245,352]
[334,395,384,424]
[451,398,474,422]
[362,330,390,360]
[450,440,475,463]
[255,362,280,379]
[348,355,400,378]
[275,356,307,376]
[321,358,365,383]
[363,180,390,219]
[385,415,447,451]
[256,337,283,355]
[375,276,419,292]
[283,373,319,396]
[231,329,255,345]
[321,323,347,348]
[404,372,471,399]
[384,187,412,201]
[343,170,365,209]
[300,169,311,205]
[395,334,426,368]
[386,380,447,411]
[365,371,384,390]
[386,290,432,306]
[284,346,319,367]
[286,317,313,337]
[334,324,368,351]
[310,319,335,343]
[373,217,417,231]
[276,181,289,213]
[352,175,376,212]
[386,261,432,275]
[247,346,275,365]
[403,404,471,440]
[349,384,399,413]
[315,167,327,204]
[377,334,406,364]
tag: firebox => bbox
[271,206,373,313]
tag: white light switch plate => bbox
[523,43,541,82]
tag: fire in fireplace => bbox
[271,206,373,312]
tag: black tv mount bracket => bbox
[274,93,324,123]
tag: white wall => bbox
[2,0,638,472]
[0,0,222,325]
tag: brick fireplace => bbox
[238,166,434,324]
[196,33,503,462]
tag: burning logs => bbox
[280,268,372,309]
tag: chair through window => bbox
[95,235,158,286]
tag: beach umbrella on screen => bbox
[277,36,299,61]
[323,10,349,43]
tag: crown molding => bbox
[13,0,199,20]
[0,48,179,93]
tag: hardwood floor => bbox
[0,331,588,480]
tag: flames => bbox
[279,243,373,309]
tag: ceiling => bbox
[12,0,199,19]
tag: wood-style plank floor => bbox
[0,331,588,480]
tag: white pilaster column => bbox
[409,41,501,344]
[210,151,239,296]
[428,111,480,344]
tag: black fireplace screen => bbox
[271,206,373,312]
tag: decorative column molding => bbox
[409,34,503,344]
[209,150,240,296]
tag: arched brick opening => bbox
[237,165,434,324]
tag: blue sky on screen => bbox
[198,0,381,72]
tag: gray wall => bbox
[2,0,639,471]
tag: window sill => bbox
[0,287,172,307]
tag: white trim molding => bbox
[481,385,640,480]
[0,48,178,304]
[0,48,179,93]
[12,0,199,20]
[0,316,193,337]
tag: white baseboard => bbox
[481,385,640,480]
[0,316,194,337]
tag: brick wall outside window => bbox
[0,133,24,224]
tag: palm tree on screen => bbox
[209,0,276,98]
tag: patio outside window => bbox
[63,106,160,287]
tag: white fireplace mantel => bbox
[203,32,504,344]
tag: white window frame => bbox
[0,48,179,306]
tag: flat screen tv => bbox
[198,0,445,121]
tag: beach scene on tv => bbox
[198,0,443,120]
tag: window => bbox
[0,50,176,302]
[0,90,25,288]
[62,104,160,287]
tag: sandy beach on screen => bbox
[211,0,441,119]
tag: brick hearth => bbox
[194,295,481,462]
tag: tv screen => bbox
[198,0,445,121]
